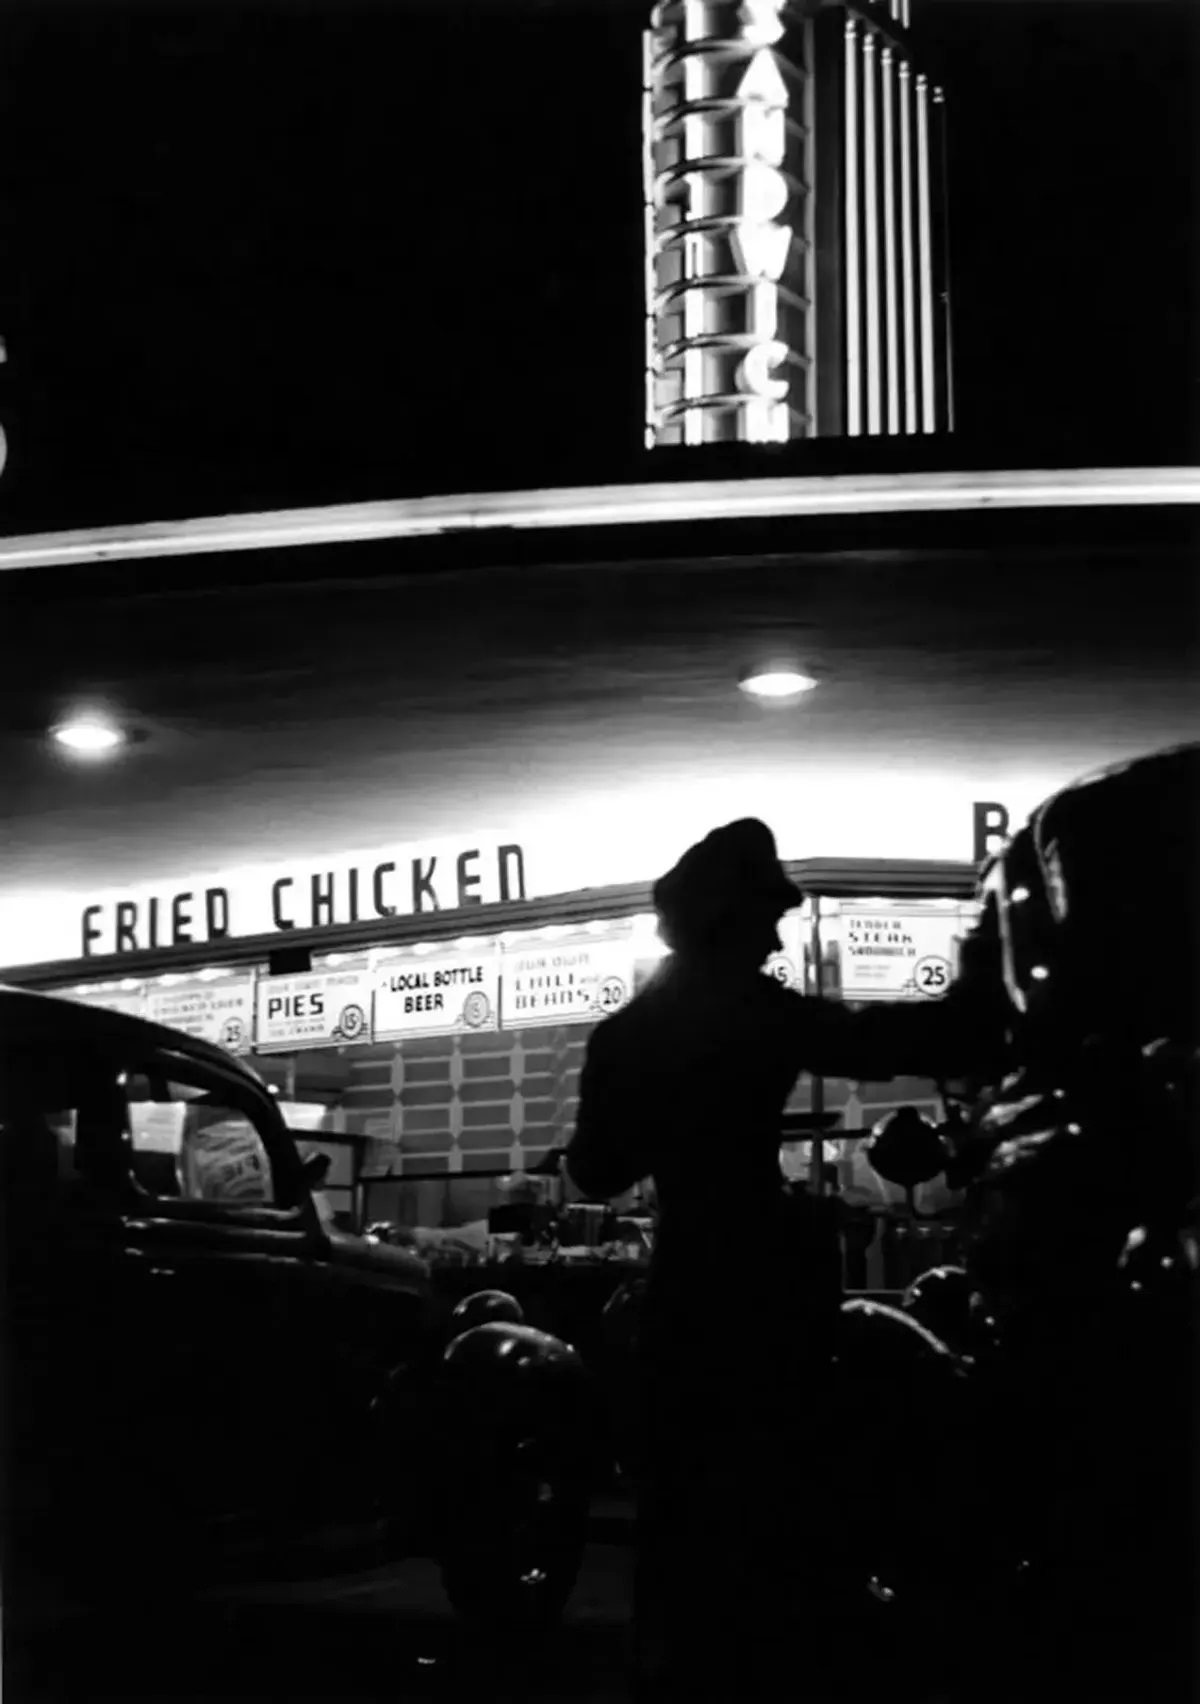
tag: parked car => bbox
[1,986,598,1629]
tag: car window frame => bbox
[119,1043,314,1223]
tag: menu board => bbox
[255,968,373,1052]
[143,977,256,1053]
[501,935,635,1029]
[839,907,962,1000]
[374,950,500,1041]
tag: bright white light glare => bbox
[52,718,125,753]
[739,668,819,700]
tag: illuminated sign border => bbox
[0,467,1195,572]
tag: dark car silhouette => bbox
[2,985,597,1629]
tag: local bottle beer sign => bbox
[143,977,257,1053]
[373,950,501,1041]
[500,935,635,1029]
[255,968,373,1052]
[838,906,967,1000]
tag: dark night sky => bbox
[0,0,1195,533]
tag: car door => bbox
[1,1039,138,1587]
[112,1040,330,1566]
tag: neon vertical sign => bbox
[644,0,813,447]
[843,10,949,439]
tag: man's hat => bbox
[652,818,802,933]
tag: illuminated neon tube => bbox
[844,20,862,437]
[899,59,917,435]
[882,47,900,436]
[863,31,881,436]
[916,73,936,433]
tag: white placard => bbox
[143,977,256,1053]
[255,969,373,1052]
[839,907,962,1000]
[374,951,500,1040]
[501,936,635,1029]
[129,1102,187,1154]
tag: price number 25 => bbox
[914,955,951,998]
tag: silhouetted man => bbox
[565,819,1004,1701]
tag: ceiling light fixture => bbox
[51,716,126,755]
[739,664,819,701]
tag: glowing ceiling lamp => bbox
[51,715,126,755]
[738,663,819,701]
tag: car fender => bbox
[438,1321,601,1469]
[441,1319,590,1407]
[834,1297,971,1465]
[830,1299,975,1596]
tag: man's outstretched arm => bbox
[795,938,1010,1086]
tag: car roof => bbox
[0,983,265,1087]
